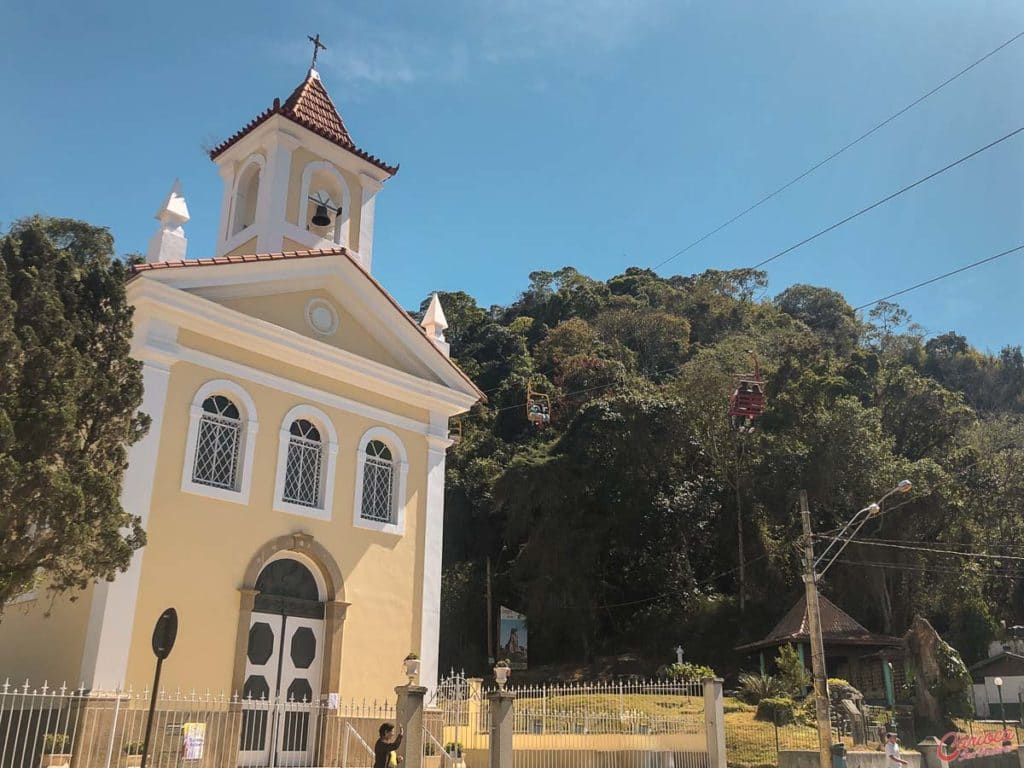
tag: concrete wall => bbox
[780,750,921,768]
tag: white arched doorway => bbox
[239,553,326,767]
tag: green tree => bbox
[0,217,147,609]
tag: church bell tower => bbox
[207,39,398,272]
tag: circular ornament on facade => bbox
[305,298,339,336]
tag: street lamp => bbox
[994,677,1011,746]
[800,481,913,768]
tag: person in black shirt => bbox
[374,723,403,768]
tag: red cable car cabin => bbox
[728,353,766,432]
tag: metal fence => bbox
[0,680,394,768]
[433,675,709,768]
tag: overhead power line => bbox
[819,536,1024,562]
[748,125,1024,270]
[853,244,1024,310]
[652,30,1024,272]
[833,558,1021,580]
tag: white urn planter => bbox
[404,657,421,684]
[494,666,511,689]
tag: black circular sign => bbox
[151,608,178,660]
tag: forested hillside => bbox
[428,266,1024,677]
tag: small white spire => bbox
[146,179,190,263]
[421,293,450,356]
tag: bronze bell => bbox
[311,204,331,227]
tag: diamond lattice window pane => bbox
[283,433,324,508]
[193,413,241,490]
[360,455,394,523]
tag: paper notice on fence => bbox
[182,723,205,761]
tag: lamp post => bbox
[994,677,1011,746]
[800,481,912,768]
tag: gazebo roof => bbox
[736,595,902,653]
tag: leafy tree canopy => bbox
[0,217,147,610]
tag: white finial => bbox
[146,179,190,263]
[421,293,450,356]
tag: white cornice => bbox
[128,277,477,417]
[129,254,480,401]
[214,115,391,182]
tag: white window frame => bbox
[181,379,259,505]
[352,426,409,535]
[273,404,339,521]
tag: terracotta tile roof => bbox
[208,71,398,176]
[735,595,902,652]
[128,248,485,402]
[128,248,343,273]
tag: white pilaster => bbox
[79,319,178,689]
[419,416,451,697]
[257,131,301,254]
[215,163,236,256]
[357,173,383,271]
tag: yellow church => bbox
[0,57,482,714]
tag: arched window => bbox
[360,440,394,522]
[193,395,242,490]
[232,159,262,236]
[283,419,323,508]
[353,427,408,533]
[182,380,258,504]
[273,405,339,520]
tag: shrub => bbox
[755,697,797,725]
[123,741,145,756]
[42,734,69,755]
[827,678,862,703]
[423,741,438,756]
[738,672,784,704]
[444,743,463,758]
[664,662,715,682]
[775,644,810,697]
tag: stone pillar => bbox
[396,685,427,768]
[487,689,514,768]
[917,737,942,768]
[703,677,727,768]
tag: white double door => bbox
[239,611,325,767]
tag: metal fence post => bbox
[487,688,515,768]
[396,684,427,768]
[703,677,727,768]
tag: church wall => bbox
[121,354,429,701]
[285,147,363,251]
[177,328,432,425]
[0,583,96,685]
[215,289,412,374]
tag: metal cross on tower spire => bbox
[307,33,327,69]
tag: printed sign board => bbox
[498,606,528,671]
[181,723,205,761]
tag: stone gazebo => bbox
[736,595,905,704]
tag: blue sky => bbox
[2,1,1022,351]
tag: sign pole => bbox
[140,608,178,768]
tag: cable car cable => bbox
[651,30,1024,272]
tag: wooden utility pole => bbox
[799,490,833,768]
[486,556,495,665]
